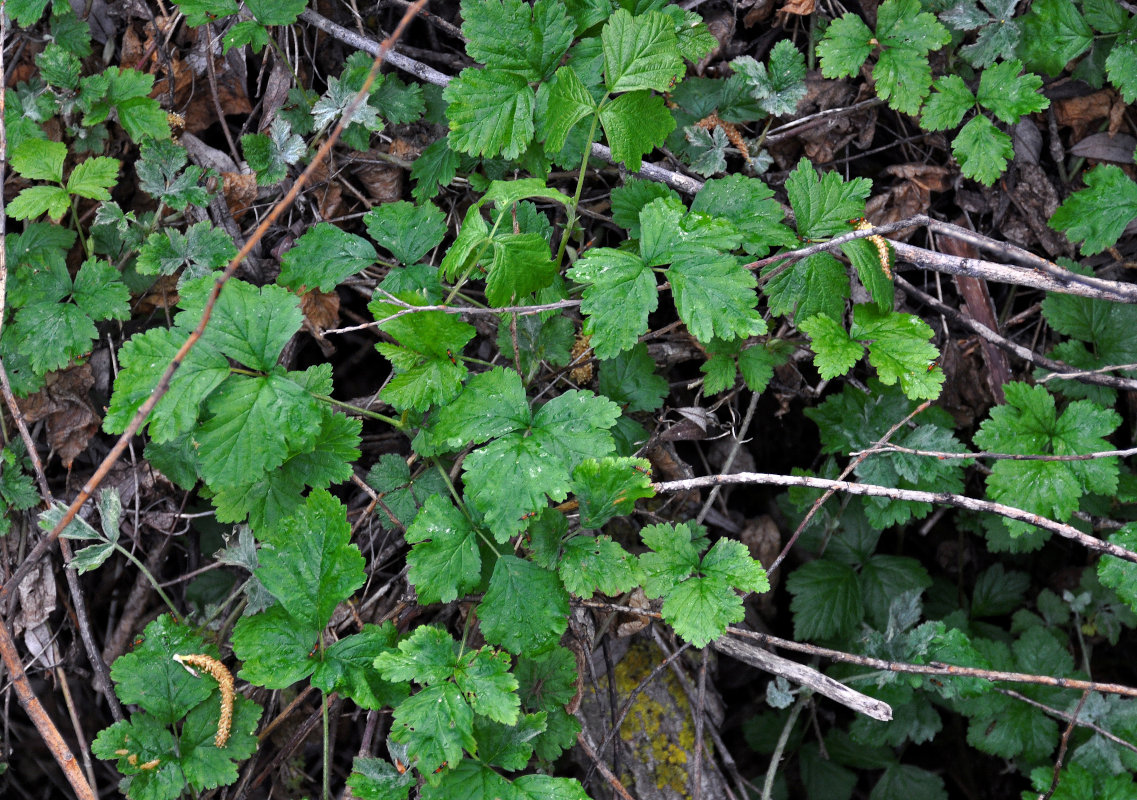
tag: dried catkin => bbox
[173,653,235,748]
[852,218,893,279]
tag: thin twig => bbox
[770,400,930,576]
[323,294,582,335]
[1039,689,1090,800]
[577,728,638,800]
[0,0,432,605]
[997,687,1137,757]
[852,443,1137,461]
[752,217,1137,302]
[696,390,759,525]
[898,276,1137,392]
[653,472,1137,564]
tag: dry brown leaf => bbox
[307,160,345,220]
[780,0,815,13]
[17,364,100,469]
[135,274,180,315]
[1054,89,1122,141]
[301,289,341,331]
[354,150,404,204]
[569,334,594,384]
[221,171,258,218]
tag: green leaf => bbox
[602,9,684,92]
[641,527,767,647]
[109,615,211,723]
[8,0,50,26]
[568,248,657,358]
[859,556,932,630]
[571,457,655,530]
[462,0,574,80]
[444,68,535,159]
[212,409,361,530]
[850,305,943,399]
[976,60,1048,123]
[920,74,975,130]
[971,563,1030,618]
[873,46,934,115]
[171,0,239,27]
[474,712,548,770]
[347,756,415,800]
[463,389,620,539]
[611,178,679,238]
[241,119,305,185]
[10,302,97,373]
[278,223,377,292]
[244,0,306,25]
[1098,525,1137,614]
[559,535,641,598]
[597,343,668,412]
[104,326,229,443]
[786,559,863,640]
[973,382,1120,535]
[639,521,704,597]
[731,40,807,117]
[192,279,302,371]
[485,233,558,305]
[800,314,862,379]
[364,201,447,266]
[846,238,895,316]
[388,683,474,775]
[375,306,475,412]
[428,367,530,449]
[1106,39,1137,104]
[540,66,597,153]
[454,647,520,724]
[254,489,364,628]
[481,555,570,654]
[137,221,237,282]
[764,252,850,324]
[366,454,449,530]
[230,604,317,688]
[66,156,120,200]
[375,626,460,685]
[1020,0,1092,76]
[224,20,271,53]
[72,258,130,321]
[405,496,483,604]
[312,624,409,709]
[8,185,72,221]
[816,13,875,79]
[785,158,872,241]
[598,89,675,172]
[11,138,67,182]
[411,139,462,202]
[667,255,766,344]
[135,139,210,210]
[869,764,948,800]
[196,373,321,488]
[1049,165,1137,255]
[691,174,798,258]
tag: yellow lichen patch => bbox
[600,641,713,796]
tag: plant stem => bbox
[762,693,807,800]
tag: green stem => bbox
[311,392,400,425]
[321,690,331,800]
[555,108,605,269]
[762,692,807,800]
[113,543,179,615]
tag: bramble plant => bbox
[3,1,1137,799]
